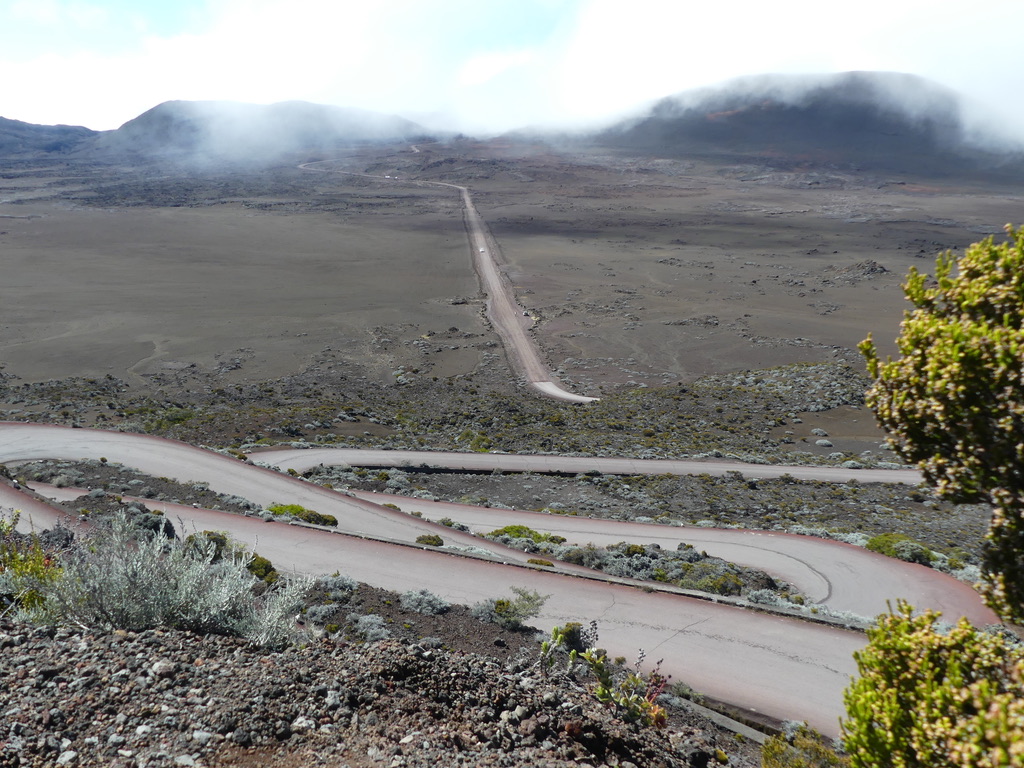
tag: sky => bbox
[3,0,1023,140]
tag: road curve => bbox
[1,465,861,735]
[341,489,995,624]
[298,160,597,403]
[0,422,1000,735]
[1,424,984,621]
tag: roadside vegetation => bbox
[845,227,1024,764]
[0,511,310,647]
[485,524,783,598]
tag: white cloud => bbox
[2,0,1023,140]
[457,50,537,89]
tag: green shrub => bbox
[487,524,566,545]
[842,600,1024,767]
[762,725,850,767]
[527,558,554,567]
[185,530,279,584]
[0,513,63,611]
[247,554,279,584]
[267,503,337,527]
[866,532,934,565]
[415,534,444,547]
[471,586,548,629]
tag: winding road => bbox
[0,423,997,736]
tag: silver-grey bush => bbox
[19,511,310,648]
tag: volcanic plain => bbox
[2,138,1016,555]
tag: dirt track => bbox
[299,159,597,402]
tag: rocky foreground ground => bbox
[0,615,761,768]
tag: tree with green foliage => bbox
[860,225,1024,621]
[848,227,1024,766]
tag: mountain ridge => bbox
[591,71,1023,176]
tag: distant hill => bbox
[0,116,96,156]
[0,101,431,164]
[93,100,430,163]
[594,71,1023,176]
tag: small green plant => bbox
[527,558,554,567]
[762,724,850,767]
[471,586,548,629]
[267,503,338,527]
[415,534,444,547]
[574,647,667,727]
[545,621,668,728]
[0,512,63,611]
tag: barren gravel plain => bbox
[2,142,1020,397]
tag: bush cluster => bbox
[487,524,566,545]
[7,511,310,648]
[471,586,548,630]
[843,601,1024,767]
[485,527,775,598]
[266,503,338,527]
[399,588,450,615]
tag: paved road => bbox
[255,446,924,485]
[340,489,994,624]
[0,423,1000,735]
[298,160,597,403]
[1,480,78,532]
[4,469,862,736]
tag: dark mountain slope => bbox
[0,101,430,164]
[92,99,430,164]
[0,116,96,156]
[595,71,1022,176]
